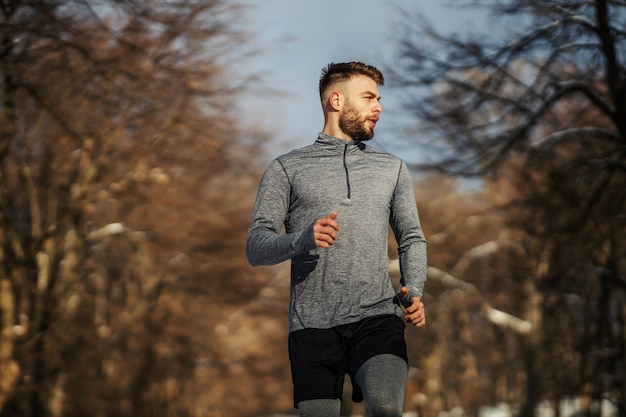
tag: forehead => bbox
[345,74,379,95]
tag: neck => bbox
[322,122,351,141]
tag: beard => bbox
[338,100,375,141]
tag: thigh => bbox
[288,328,346,408]
[347,315,408,376]
[346,315,407,403]
[354,354,408,417]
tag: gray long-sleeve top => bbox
[246,133,427,332]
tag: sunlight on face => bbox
[338,75,382,141]
[339,99,374,141]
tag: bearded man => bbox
[246,61,427,417]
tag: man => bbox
[246,61,427,417]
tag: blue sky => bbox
[237,1,478,163]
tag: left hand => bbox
[398,286,426,328]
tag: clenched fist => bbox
[314,212,339,248]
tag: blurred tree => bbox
[392,1,625,416]
[0,1,268,416]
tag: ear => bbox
[329,91,342,111]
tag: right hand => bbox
[313,212,339,248]
[397,286,426,328]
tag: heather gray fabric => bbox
[296,354,406,417]
[246,132,427,332]
[354,354,407,417]
[297,399,341,417]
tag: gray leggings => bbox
[297,354,408,417]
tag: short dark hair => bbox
[319,62,384,98]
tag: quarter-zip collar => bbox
[315,132,365,203]
[315,132,366,153]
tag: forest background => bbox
[0,1,624,417]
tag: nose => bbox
[373,100,382,114]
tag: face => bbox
[338,75,382,141]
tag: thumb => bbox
[327,211,338,220]
[394,286,411,308]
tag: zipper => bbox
[343,143,351,201]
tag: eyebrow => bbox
[361,90,381,99]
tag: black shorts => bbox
[288,314,407,407]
